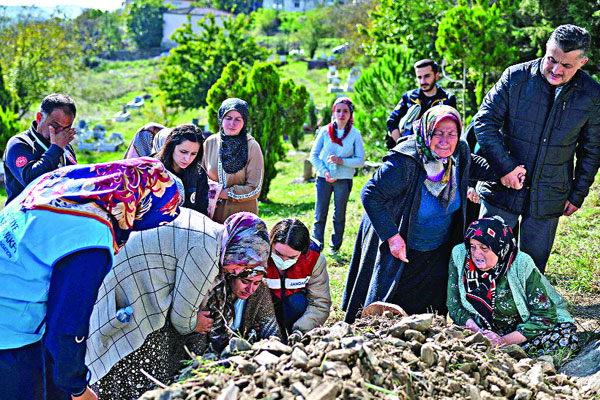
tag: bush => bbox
[126,0,165,49]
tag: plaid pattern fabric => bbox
[85,208,223,384]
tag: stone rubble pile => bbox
[139,314,597,400]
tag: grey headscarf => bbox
[218,98,250,174]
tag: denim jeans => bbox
[313,177,353,251]
[480,200,559,274]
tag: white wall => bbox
[262,0,319,12]
[162,11,227,48]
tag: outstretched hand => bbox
[387,234,408,262]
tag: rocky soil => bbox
[137,313,600,400]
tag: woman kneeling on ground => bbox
[265,218,332,343]
[87,211,270,400]
[190,267,281,356]
[447,216,579,356]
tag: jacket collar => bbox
[29,121,52,147]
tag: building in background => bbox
[162,7,231,48]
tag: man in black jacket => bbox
[3,94,78,204]
[473,24,600,273]
[386,59,456,149]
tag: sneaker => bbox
[328,246,339,256]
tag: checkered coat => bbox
[85,208,222,384]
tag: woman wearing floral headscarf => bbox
[342,105,497,324]
[310,97,365,254]
[88,211,271,400]
[0,158,181,400]
[202,98,264,223]
[447,216,578,355]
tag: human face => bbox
[272,242,302,262]
[231,275,263,300]
[36,109,74,140]
[470,239,498,272]
[429,118,458,158]
[334,103,351,129]
[542,40,588,86]
[222,110,244,136]
[415,66,439,95]
[172,140,200,173]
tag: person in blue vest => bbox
[265,218,331,343]
[386,59,457,149]
[0,158,181,400]
[3,93,78,205]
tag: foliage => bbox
[205,0,254,14]
[158,13,268,109]
[436,0,518,108]
[0,63,19,153]
[0,13,85,118]
[363,0,453,58]
[206,61,309,200]
[305,98,318,132]
[74,9,124,56]
[126,0,165,49]
[353,45,414,151]
[281,9,335,59]
[0,63,16,112]
[250,8,279,36]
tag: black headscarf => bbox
[218,98,250,174]
[463,216,518,329]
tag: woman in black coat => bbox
[342,105,497,323]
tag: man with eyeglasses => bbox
[3,93,78,204]
[473,24,600,274]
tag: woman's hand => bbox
[465,318,482,333]
[324,172,337,183]
[467,187,480,204]
[218,188,229,199]
[482,330,506,347]
[195,311,214,334]
[72,387,97,400]
[327,155,343,165]
[387,234,408,262]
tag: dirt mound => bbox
[138,314,597,400]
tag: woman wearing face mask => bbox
[202,98,264,223]
[265,218,332,342]
[447,216,578,356]
[310,97,365,255]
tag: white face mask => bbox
[271,252,297,271]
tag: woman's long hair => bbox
[156,124,204,178]
[269,218,311,254]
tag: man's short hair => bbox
[414,59,439,74]
[548,24,591,58]
[40,94,77,118]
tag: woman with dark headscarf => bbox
[447,216,578,355]
[88,211,271,400]
[202,98,264,223]
[342,105,496,324]
[310,97,365,254]
[0,158,181,400]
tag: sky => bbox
[0,0,123,11]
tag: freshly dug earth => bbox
[139,314,599,400]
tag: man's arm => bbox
[45,248,111,398]
[473,68,520,178]
[569,101,600,210]
[387,93,410,140]
[5,139,65,188]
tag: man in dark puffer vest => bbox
[473,24,600,273]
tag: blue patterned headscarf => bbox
[221,212,270,272]
[21,157,181,253]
